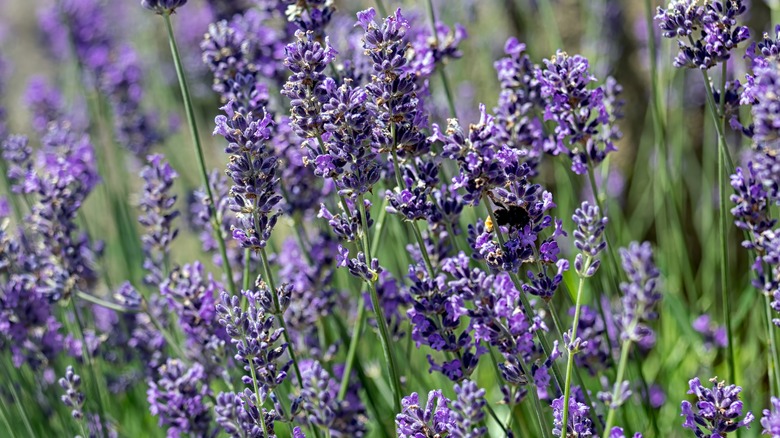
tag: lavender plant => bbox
[5,0,780,437]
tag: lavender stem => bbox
[161,12,235,295]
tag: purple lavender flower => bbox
[406,20,468,79]
[1,135,33,194]
[609,427,643,438]
[746,63,780,147]
[216,290,291,391]
[201,9,286,98]
[317,79,381,199]
[29,123,100,302]
[680,377,754,437]
[761,397,780,436]
[395,390,453,437]
[24,76,65,133]
[691,314,728,351]
[141,0,187,14]
[552,396,594,437]
[147,358,213,437]
[569,305,610,375]
[215,388,276,437]
[572,201,608,277]
[160,262,227,366]
[449,380,487,437]
[276,234,337,352]
[656,0,749,69]
[282,30,337,140]
[536,52,623,174]
[286,0,335,39]
[59,365,85,420]
[138,154,179,285]
[300,360,367,436]
[214,90,282,252]
[751,147,780,203]
[359,8,431,159]
[493,37,548,174]
[273,116,328,216]
[619,242,662,344]
[41,0,165,156]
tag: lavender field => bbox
[1,0,779,436]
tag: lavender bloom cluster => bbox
[656,0,750,69]
[39,0,165,156]
[138,154,179,285]
[395,380,488,438]
[680,377,754,437]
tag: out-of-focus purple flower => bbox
[572,201,608,277]
[273,116,328,215]
[751,147,780,203]
[141,0,188,14]
[201,9,286,99]
[619,242,662,344]
[406,20,467,79]
[493,37,548,174]
[656,0,749,69]
[300,360,367,436]
[40,0,165,156]
[692,314,728,350]
[59,365,85,420]
[276,233,337,352]
[552,396,593,437]
[286,0,334,39]
[161,262,227,366]
[680,377,754,437]
[215,388,277,437]
[216,290,291,391]
[396,390,453,437]
[761,396,780,436]
[147,358,213,437]
[1,135,33,194]
[568,305,610,375]
[138,154,179,285]
[609,427,643,438]
[536,52,623,174]
[24,76,64,133]
[101,45,165,156]
[449,380,487,437]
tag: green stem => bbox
[162,13,235,295]
[560,257,592,434]
[602,340,632,437]
[0,361,34,438]
[69,300,109,436]
[338,297,367,400]
[260,247,303,386]
[484,403,510,437]
[76,291,138,313]
[698,66,736,384]
[243,248,251,291]
[766,293,780,395]
[358,193,403,412]
[248,364,270,436]
[424,0,458,119]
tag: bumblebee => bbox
[486,203,531,233]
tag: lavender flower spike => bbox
[762,397,780,436]
[619,241,662,344]
[141,0,188,14]
[138,154,179,285]
[395,390,453,437]
[681,377,754,437]
[552,396,593,437]
[59,366,86,420]
[572,201,608,277]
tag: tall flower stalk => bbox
[151,6,236,295]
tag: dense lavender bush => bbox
[4,0,780,437]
